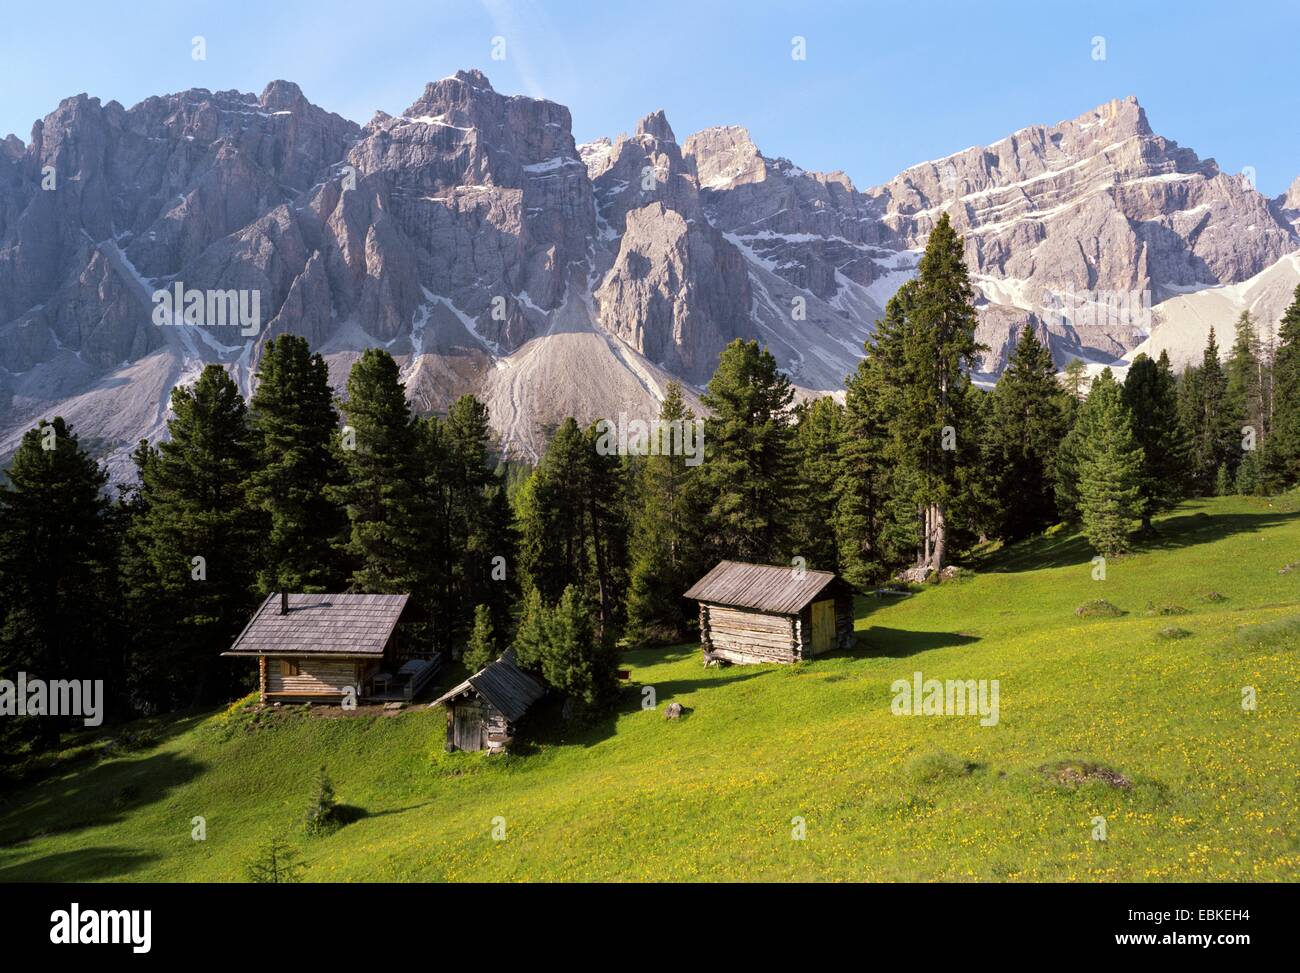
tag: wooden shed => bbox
[431,649,545,753]
[222,592,427,704]
[684,561,856,665]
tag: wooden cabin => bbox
[223,592,432,704]
[684,561,856,665]
[431,649,545,753]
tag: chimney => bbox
[280,591,289,615]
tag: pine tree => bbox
[539,585,619,721]
[1186,328,1237,494]
[889,213,983,569]
[1261,284,1300,488]
[988,324,1068,539]
[332,350,431,598]
[789,395,843,569]
[516,417,628,640]
[125,365,261,706]
[1122,351,1189,529]
[1075,371,1146,556]
[834,290,924,584]
[246,335,348,595]
[625,383,709,643]
[700,339,797,563]
[511,587,548,671]
[1226,311,1266,446]
[462,604,495,673]
[0,418,117,750]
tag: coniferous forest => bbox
[5,213,1300,765]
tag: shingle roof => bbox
[683,560,839,614]
[222,593,409,657]
[432,649,545,722]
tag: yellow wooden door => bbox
[811,599,835,654]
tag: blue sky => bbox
[3,0,1297,194]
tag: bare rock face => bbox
[587,110,755,383]
[2,78,1297,472]
[865,96,1296,361]
[596,202,752,382]
[1277,175,1300,233]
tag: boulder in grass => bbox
[664,702,684,720]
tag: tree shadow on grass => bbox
[980,509,1300,574]
[857,626,980,658]
[0,846,160,882]
[0,751,205,846]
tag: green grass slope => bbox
[2,495,1298,882]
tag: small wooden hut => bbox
[684,561,856,665]
[431,649,545,753]
[223,593,422,703]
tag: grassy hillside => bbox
[2,494,1298,882]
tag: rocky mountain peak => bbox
[636,110,676,144]
[259,79,306,112]
[452,68,494,90]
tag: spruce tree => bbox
[126,365,261,705]
[1262,284,1300,488]
[1075,370,1146,556]
[1122,352,1189,529]
[1186,328,1237,494]
[516,417,628,640]
[540,585,619,721]
[789,395,843,569]
[246,335,348,594]
[333,349,431,598]
[988,324,1068,539]
[835,295,917,584]
[462,604,495,673]
[1226,311,1266,446]
[0,418,117,749]
[700,339,797,563]
[625,383,708,643]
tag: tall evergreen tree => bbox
[0,419,118,749]
[246,335,348,594]
[889,213,982,569]
[1075,370,1147,556]
[125,365,261,706]
[1226,311,1266,447]
[332,350,431,599]
[700,339,797,563]
[1261,284,1300,488]
[625,383,709,643]
[988,324,1068,539]
[1122,351,1189,529]
[1186,327,1237,494]
[789,395,843,569]
[517,418,629,640]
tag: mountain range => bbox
[2,69,1298,476]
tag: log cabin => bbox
[684,560,856,665]
[223,592,435,704]
[431,649,545,753]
